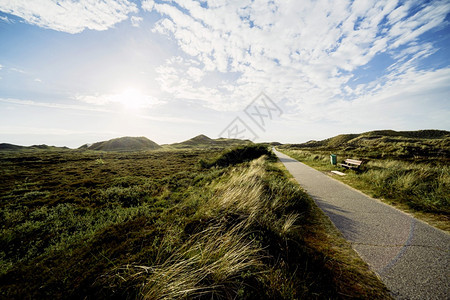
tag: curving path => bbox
[274,149,449,299]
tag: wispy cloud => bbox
[9,67,26,74]
[0,97,204,124]
[143,0,450,116]
[0,0,138,34]
[0,97,112,112]
[130,16,143,27]
[155,56,246,110]
[309,67,450,129]
[1,0,448,146]
[0,14,14,23]
[0,126,103,136]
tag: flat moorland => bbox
[0,149,212,208]
[0,146,390,299]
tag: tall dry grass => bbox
[282,149,449,214]
[206,157,301,234]
[102,153,391,299]
[119,224,261,300]
[112,157,304,299]
[111,158,268,299]
[360,160,449,213]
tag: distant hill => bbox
[0,143,69,151]
[2,135,250,152]
[82,137,161,151]
[0,143,24,151]
[175,134,215,146]
[280,129,450,159]
[167,134,252,149]
[285,130,450,148]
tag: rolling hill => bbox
[81,136,161,151]
[280,129,450,159]
[0,143,69,151]
[167,134,252,149]
[2,135,251,152]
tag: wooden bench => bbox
[339,159,363,170]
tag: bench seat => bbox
[339,159,363,170]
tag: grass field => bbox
[0,146,390,299]
[278,149,449,231]
[286,130,449,162]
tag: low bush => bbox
[200,144,275,168]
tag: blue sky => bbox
[0,0,449,147]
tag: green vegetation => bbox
[166,134,252,149]
[0,135,252,153]
[279,129,449,231]
[0,143,69,151]
[200,144,276,168]
[0,146,390,299]
[80,136,162,151]
[284,129,449,161]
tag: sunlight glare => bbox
[113,88,149,110]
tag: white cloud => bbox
[143,0,450,117]
[155,56,255,111]
[131,16,143,27]
[186,67,204,82]
[0,15,13,23]
[10,67,26,74]
[324,67,450,130]
[0,0,138,33]
[141,0,155,12]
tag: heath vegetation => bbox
[0,146,390,299]
[279,130,449,231]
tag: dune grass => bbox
[279,149,449,231]
[0,146,391,299]
[281,129,450,160]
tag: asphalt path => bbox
[274,149,449,299]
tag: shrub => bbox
[200,144,275,168]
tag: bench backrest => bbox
[344,159,363,166]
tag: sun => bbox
[113,88,149,110]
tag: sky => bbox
[0,0,449,148]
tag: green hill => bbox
[84,137,161,151]
[0,143,69,151]
[281,129,450,159]
[0,143,24,151]
[175,134,215,146]
[167,134,252,149]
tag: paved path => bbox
[274,149,449,299]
